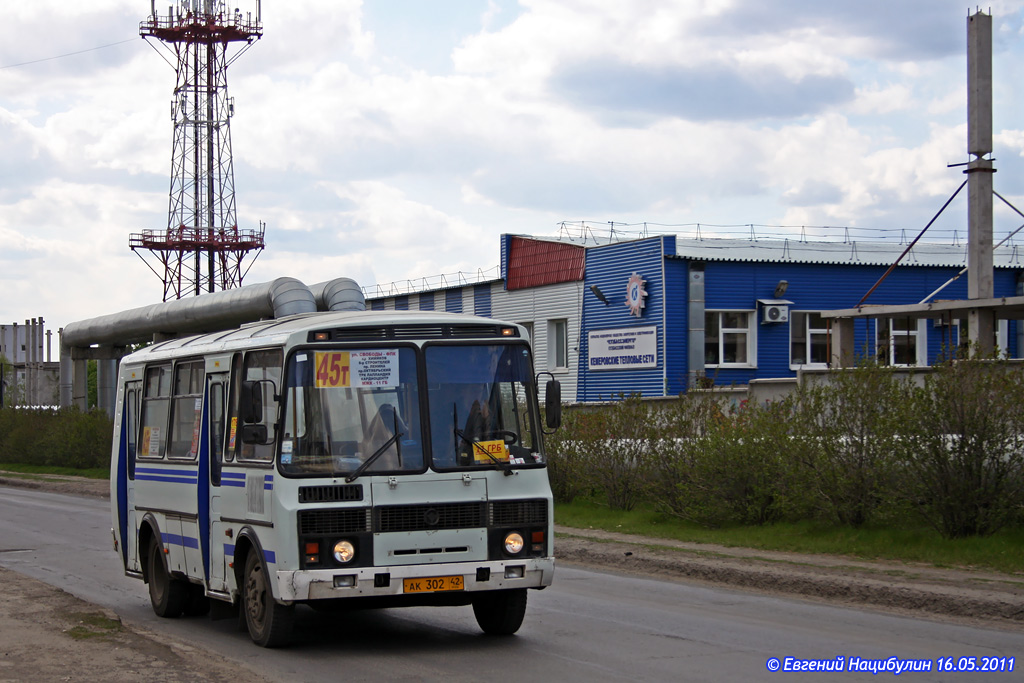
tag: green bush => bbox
[547,360,1024,537]
[792,365,914,527]
[545,408,600,504]
[902,359,1024,538]
[661,397,802,527]
[0,407,112,470]
[586,395,654,511]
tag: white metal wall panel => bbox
[492,281,582,403]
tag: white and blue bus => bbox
[110,309,559,647]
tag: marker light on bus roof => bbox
[500,327,516,336]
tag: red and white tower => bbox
[131,0,265,300]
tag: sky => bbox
[3,0,1024,341]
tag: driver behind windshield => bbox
[460,388,497,463]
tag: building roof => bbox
[665,237,1023,268]
[505,236,585,290]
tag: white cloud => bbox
[1,0,1020,339]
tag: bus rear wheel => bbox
[242,551,294,647]
[147,538,186,618]
[472,588,528,635]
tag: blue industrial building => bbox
[365,233,1023,403]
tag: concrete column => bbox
[96,357,117,418]
[59,329,72,408]
[72,358,88,410]
[830,318,856,368]
[687,262,706,387]
[967,12,995,355]
[968,308,996,357]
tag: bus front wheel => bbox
[242,551,294,647]
[147,538,186,618]
[472,588,528,635]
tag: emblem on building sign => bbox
[626,272,647,317]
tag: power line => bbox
[0,38,137,70]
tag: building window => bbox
[705,311,755,367]
[791,312,831,368]
[548,319,568,371]
[877,318,926,366]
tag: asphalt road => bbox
[0,485,1020,682]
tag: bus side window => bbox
[209,380,225,485]
[168,361,205,460]
[237,349,283,463]
[125,382,140,479]
[138,365,171,459]
[225,353,244,462]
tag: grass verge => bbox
[62,611,124,641]
[0,464,109,480]
[555,499,1024,575]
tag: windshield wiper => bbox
[346,430,403,483]
[454,427,514,477]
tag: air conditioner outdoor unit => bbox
[762,304,789,324]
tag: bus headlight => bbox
[503,532,524,555]
[333,540,356,564]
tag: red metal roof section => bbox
[506,237,585,290]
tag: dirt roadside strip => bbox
[555,527,1024,629]
[0,473,1022,680]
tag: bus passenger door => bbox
[202,374,229,590]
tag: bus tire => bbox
[147,538,186,618]
[242,551,294,648]
[471,588,527,635]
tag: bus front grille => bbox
[490,499,548,526]
[375,503,485,532]
[298,508,372,534]
[299,484,364,503]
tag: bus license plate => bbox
[403,575,464,593]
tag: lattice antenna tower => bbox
[130,0,265,300]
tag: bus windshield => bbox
[425,343,542,471]
[280,347,424,477]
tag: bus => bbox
[109,309,560,647]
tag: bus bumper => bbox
[275,557,555,602]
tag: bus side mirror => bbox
[545,379,562,430]
[239,380,264,424]
[240,424,268,444]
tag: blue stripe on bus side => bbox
[197,387,211,583]
[116,402,129,568]
[222,544,275,564]
[221,472,246,487]
[135,473,199,485]
[264,474,273,491]
[161,532,199,549]
[136,466,197,474]
[135,467,198,482]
